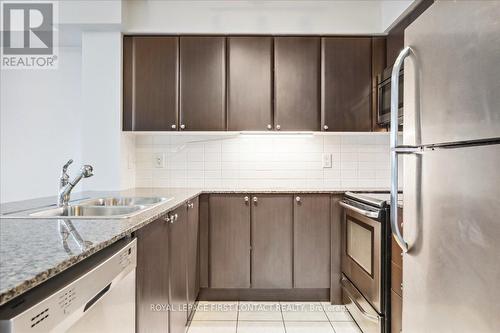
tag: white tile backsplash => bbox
[134,133,395,190]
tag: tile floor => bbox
[188,301,361,333]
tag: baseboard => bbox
[198,288,330,301]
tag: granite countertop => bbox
[0,187,391,306]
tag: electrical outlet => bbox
[153,153,166,168]
[322,153,332,168]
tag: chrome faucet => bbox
[58,160,94,207]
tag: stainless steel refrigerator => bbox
[389,1,500,332]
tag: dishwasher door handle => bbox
[339,201,380,219]
[83,283,111,312]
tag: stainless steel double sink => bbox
[5,196,172,219]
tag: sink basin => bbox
[29,205,146,218]
[79,196,169,207]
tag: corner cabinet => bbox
[209,194,251,288]
[187,197,200,319]
[321,37,372,132]
[274,37,321,131]
[179,37,226,131]
[123,36,179,131]
[251,195,293,288]
[169,205,188,333]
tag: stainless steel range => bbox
[339,192,393,333]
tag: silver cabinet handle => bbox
[253,197,258,203]
[341,278,381,323]
[323,125,329,130]
[267,124,272,130]
[295,196,301,202]
[244,196,249,203]
[339,200,380,219]
[162,216,170,223]
[275,124,281,130]
[180,124,185,130]
[171,124,177,130]
[390,47,412,253]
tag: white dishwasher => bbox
[0,238,137,333]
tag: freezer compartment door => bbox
[403,1,500,146]
[403,144,500,332]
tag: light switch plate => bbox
[153,153,166,168]
[322,153,332,168]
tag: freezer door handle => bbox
[391,47,412,253]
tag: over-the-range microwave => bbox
[377,66,403,126]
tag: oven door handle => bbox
[341,278,381,323]
[339,201,380,219]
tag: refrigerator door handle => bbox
[391,47,412,253]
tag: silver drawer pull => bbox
[341,278,381,323]
[338,201,380,219]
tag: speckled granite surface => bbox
[0,187,391,306]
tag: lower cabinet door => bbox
[169,206,188,333]
[251,194,293,288]
[187,197,200,318]
[135,219,169,333]
[293,194,331,288]
[209,194,251,288]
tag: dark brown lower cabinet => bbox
[293,194,331,288]
[251,195,293,288]
[135,218,169,333]
[209,194,251,288]
[169,206,188,333]
[187,197,200,319]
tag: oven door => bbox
[341,202,382,313]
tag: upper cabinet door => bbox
[180,37,226,131]
[274,37,321,131]
[227,37,273,131]
[123,36,179,131]
[321,37,372,132]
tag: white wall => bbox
[135,133,396,190]
[123,0,384,34]
[380,0,415,32]
[0,47,83,203]
[80,31,135,192]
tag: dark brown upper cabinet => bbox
[227,37,273,131]
[321,37,372,132]
[123,36,179,131]
[180,37,226,131]
[274,37,321,131]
